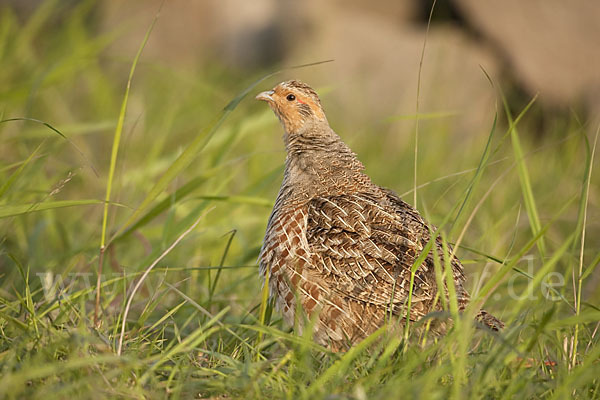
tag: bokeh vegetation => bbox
[0,2,598,399]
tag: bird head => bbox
[256,80,327,134]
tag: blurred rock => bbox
[96,0,600,120]
[99,0,305,69]
[286,3,500,141]
[99,0,500,138]
[7,0,597,130]
[454,0,600,111]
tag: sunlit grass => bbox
[1,2,599,399]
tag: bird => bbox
[256,80,503,351]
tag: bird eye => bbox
[286,94,296,101]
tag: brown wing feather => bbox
[380,188,468,299]
[306,190,467,319]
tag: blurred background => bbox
[6,0,600,134]
[1,0,599,323]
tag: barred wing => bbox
[306,191,466,317]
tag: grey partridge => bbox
[256,80,502,351]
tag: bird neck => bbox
[280,122,372,202]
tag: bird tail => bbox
[476,309,504,331]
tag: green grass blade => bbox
[449,111,497,234]
[503,95,545,257]
[100,6,161,249]
[112,175,208,242]
[0,199,106,218]
[0,118,98,176]
[108,74,276,243]
[572,125,598,367]
[305,327,385,397]
[581,251,600,281]
[471,195,575,307]
[0,141,43,197]
[108,60,333,244]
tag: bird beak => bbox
[255,90,275,102]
